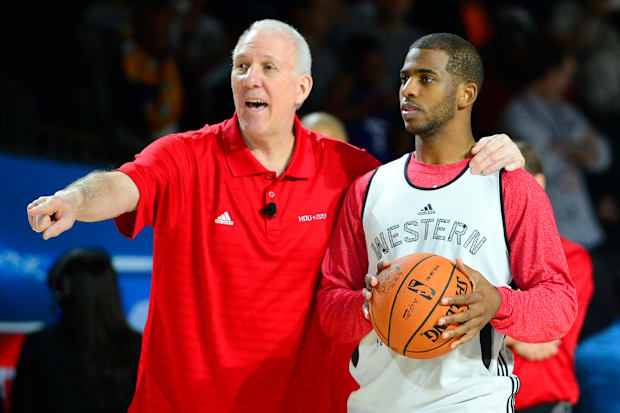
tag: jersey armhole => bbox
[361,168,379,222]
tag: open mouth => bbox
[246,99,268,110]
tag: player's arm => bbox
[318,173,375,344]
[491,170,577,342]
[505,336,562,361]
[469,133,525,175]
[27,171,139,240]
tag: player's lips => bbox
[401,102,421,119]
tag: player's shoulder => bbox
[500,168,543,191]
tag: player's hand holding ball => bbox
[362,261,391,319]
[437,258,502,350]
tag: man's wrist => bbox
[54,188,82,211]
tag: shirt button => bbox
[268,191,275,198]
[266,174,273,180]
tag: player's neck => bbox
[414,123,475,165]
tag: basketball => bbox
[369,253,474,359]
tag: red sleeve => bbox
[114,134,196,238]
[318,170,376,344]
[492,169,578,342]
[560,238,594,352]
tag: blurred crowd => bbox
[1,0,620,340]
[2,1,620,412]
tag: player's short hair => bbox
[232,19,312,77]
[516,141,544,176]
[410,33,484,91]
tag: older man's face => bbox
[231,29,308,141]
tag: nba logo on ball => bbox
[369,253,473,359]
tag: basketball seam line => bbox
[386,254,436,348]
[402,263,457,356]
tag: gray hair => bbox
[232,19,312,77]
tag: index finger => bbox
[27,197,57,216]
[365,274,378,287]
[441,291,482,306]
[377,260,391,273]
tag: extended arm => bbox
[27,171,139,239]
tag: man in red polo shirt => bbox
[26,20,524,413]
[506,142,594,413]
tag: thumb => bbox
[470,136,491,154]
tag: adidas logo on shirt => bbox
[418,203,435,215]
[215,211,234,226]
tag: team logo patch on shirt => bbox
[215,211,234,226]
[298,213,328,223]
[418,203,435,215]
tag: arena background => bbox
[1,0,619,411]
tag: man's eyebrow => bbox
[234,52,282,62]
[401,68,440,76]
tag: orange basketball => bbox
[369,253,473,359]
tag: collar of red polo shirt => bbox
[222,112,316,179]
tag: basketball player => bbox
[319,33,577,412]
[26,21,526,413]
[506,142,594,413]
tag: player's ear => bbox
[457,82,477,109]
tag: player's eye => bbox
[421,75,435,83]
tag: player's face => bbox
[231,29,311,140]
[399,48,457,135]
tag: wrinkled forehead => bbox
[234,29,296,65]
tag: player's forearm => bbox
[491,283,577,343]
[57,171,138,222]
[317,284,372,344]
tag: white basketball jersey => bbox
[350,153,519,413]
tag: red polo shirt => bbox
[115,113,379,413]
[513,237,594,409]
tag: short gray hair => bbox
[232,19,312,77]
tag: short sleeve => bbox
[114,134,196,238]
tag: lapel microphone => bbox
[261,202,277,217]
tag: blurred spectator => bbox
[500,35,611,250]
[172,0,229,131]
[80,0,137,161]
[300,112,348,142]
[119,0,183,148]
[475,5,537,136]
[550,0,620,123]
[291,0,345,112]
[344,0,424,95]
[323,33,397,162]
[10,248,141,413]
[507,142,594,413]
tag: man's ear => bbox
[295,74,313,106]
[457,82,477,109]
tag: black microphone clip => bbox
[261,202,277,217]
